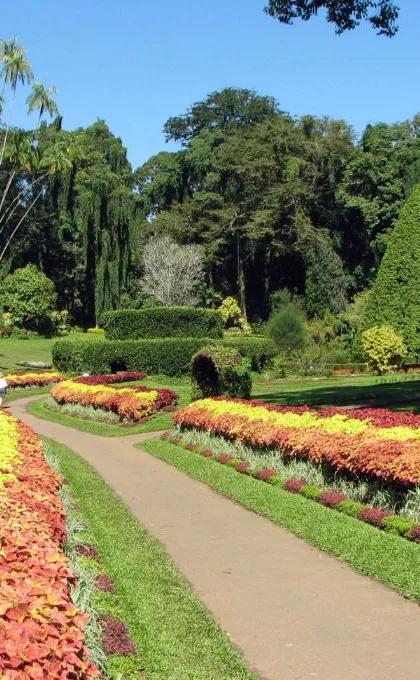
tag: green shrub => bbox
[363,184,420,354]
[382,515,417,537]
[221,336,277,371]
[337,500,366,517]
[300,484,322,500]
[191,345,252,400]
[107,655,144,679]
[362,325,406,374]
[102,307,223,340]
[266,303,307,353]
[266,475,285,487]
[87,327,105,335]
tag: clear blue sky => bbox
[2,0,419,169]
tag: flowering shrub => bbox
[0,410,99,678]
[5,371,66,388]
[174,397,420,485]
[51,380,178,422]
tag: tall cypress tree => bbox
[363,184,420,354]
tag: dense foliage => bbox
[191,346,251,400]
[2,120,139,325]
[4,75,420,332]
[362,325,406,374]
[264,1,400,36]
[363,185,420,356]
[102,307,223,340]
[1,264,57,333]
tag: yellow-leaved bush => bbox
[219,297,247,331]
[362,325,406,374]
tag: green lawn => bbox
[0,336,55,372]
[142,438,420,601]
[45,438,256,680]
[252,373,420,409]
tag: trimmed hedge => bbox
[102,307,223,340]
[221,336,277,371]
[53,335,277,376]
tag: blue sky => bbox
[2,0,419,169]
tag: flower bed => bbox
[163,432,420,543]
[174,398,420,486]
[5,371,66,389]
[51,380,179,422]
[0,410,99,678]
[73,371,146,386]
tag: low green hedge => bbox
[53,335,277,376]
[102,307,223,340]
[222,336,277,371]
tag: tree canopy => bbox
[264,1,400,36]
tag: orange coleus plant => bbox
[0,411,100,678]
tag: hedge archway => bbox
[191,345,251,400]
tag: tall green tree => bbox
[363,184,420,354]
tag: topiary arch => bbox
[191,345,252,400]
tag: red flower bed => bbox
[0,414,100,678]
[74,371,147,385]
[174,399,420,486]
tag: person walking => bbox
[0,373,8,408]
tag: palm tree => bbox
[0,141,71,262]
[26,82,59,124]
[0,131,32,216]
[0,36,34,166]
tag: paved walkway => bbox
[10,396,420,680]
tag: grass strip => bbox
[43,437,256,680]
[27,397,172,436]
[5,386,51,402]
[141,438,420,601]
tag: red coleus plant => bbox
[100,615,136,656]
[316,491,347,508]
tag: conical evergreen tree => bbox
[363,184,420,355]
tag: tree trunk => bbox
[237,232,248,323]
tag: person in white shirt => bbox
[0,373,8,407]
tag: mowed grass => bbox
[142,439,420,601]
[252,373,420,409]
[44,438,256,680]
[0,336,55,372]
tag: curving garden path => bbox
[10,395,420,680]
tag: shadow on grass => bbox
[254,379,420,408]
